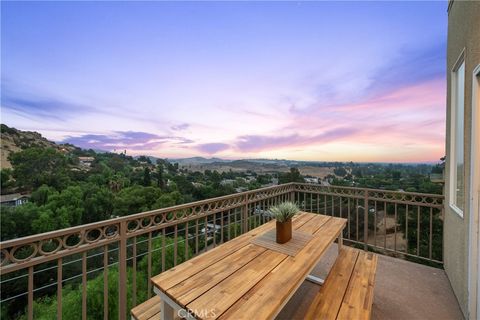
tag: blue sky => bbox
[1,1,447,162]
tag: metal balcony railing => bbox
[0,183,444,320]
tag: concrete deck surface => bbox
[276,245,464,320]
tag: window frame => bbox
[449,50,466,218]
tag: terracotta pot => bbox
[276,219,292,244]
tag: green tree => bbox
[0,168,13,192]
[143,167,151,186]
[278,167,304,184]
[9,147,70,190]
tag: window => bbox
[450,58,465,216]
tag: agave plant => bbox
[269,201,300,223]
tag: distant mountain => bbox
[168,157,230,164]
[0,124,75,169]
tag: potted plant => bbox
[269,202,299,244]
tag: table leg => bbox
[161,299,175,320]
[306,274,325,285]
[338,232,343,253]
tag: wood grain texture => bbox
[304,247,359,320]
[186,250,288,319]
[336,251,378,320]
[131,296,161,320]
[304,248,378,320]
[169,244,267,305]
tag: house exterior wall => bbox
[445,1,480,317]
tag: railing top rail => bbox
[293,183,444,199]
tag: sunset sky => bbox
[1,1,447,162]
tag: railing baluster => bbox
[204,216,208,251]
[339,197,343,219]
[347,198,351,239]
[161,229,166,272]
[213,213,217,248]
[417,206,421,256]
[147,232,152,297]
[374,200,377,247]
[28,266,33,320]
[174,224,178,265]
[195,219,199,255]
[234,209,237,238]
[118,221,127,320]
[132,237,137,307]
[246,198,251,231]
[57,258,62,320]
[364,190,369,251]
[227,210,231,241]
[82,251,87,320]
[406,204,409,254]
[103,245,108,320]
[384,202,387,249]
[331,196,334,216]
[220,212,224,244]
[429,207,433,259]
[394,204,398,252]
[185,221,189,260]
[356,198,359,242]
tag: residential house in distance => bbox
[0,193,30,207]
[444,0,480,318]
[304,177,319,184]
[78,156,95,167]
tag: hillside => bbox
[0,124,74,168]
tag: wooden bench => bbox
[305,247,378,320]
[131,296,161,320]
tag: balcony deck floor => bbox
[276,244,464,320]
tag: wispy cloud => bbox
[236,128,358,152]
[171,123,190,131]
[1,90,94,121]
[196,143,230,154]
[62,131,193,151]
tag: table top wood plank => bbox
[304,247,360,320]
[219,217,347,320]
[336,251,378,320]
[152,212,314,292]
[296,214,332,234]
[186,249,288,320]
[169,244,267,306]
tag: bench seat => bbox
[305,247,378,320]
[131,296,162,320]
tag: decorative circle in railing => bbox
[165,212,175,222]
[1,249,9,266]
[85,228,103,243]
[103,224,119,239]
[38,238,63,255]
[63,233,84,249]
[176,210,185,219]
[127,220,140,232]
[141,217,153,228]
[10,243,38,263]
[153,214,164,225]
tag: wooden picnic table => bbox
[151,212,347,320]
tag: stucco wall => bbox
[444,1,480,317]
